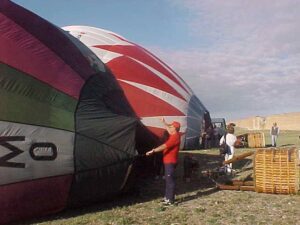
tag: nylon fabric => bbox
[0,62,77,130]
[70,73,138,205]
[0,121,74,185]
[0,1,139,224]
[185,95,210,149]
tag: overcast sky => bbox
[14,0,300,121]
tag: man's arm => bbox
[160,117,173,134]
[219,136,224,145]
[146,144,167,156]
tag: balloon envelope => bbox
[63,26,210,149]
[0,1,137,224]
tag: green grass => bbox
[235,129,300,147]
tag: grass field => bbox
[22,131,300,225]
[235,129,300,148]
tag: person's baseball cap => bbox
[171,121,181,130]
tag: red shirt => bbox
[163,132,180,164]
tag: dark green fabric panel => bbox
[0,63,77,130]
[74,73,138,171]
[68,160,132,206]
[0,89,75,130]
[70,72,138,204]
[74,119,136,171]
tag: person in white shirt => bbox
[219,125,237,174]
[270,122,279,147]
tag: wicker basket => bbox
[247,132,265,148]
[254,147,300,194]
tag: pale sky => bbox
[14,0,300,121]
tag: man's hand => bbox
[160,117,165,124]
[146,149,155,156]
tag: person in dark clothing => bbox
[183,155,199,182]
[212,124,220,147]
[204,125,214,149]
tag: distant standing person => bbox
[205,125,214,149]
[213,124,220,147]
[146,118,181,205]
[219,124,237,174]
[270,122,279,147]
[199,119,206,149]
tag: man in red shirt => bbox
[146,118,181,205]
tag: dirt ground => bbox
[22,148,300,225]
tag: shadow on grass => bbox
[20,151,252,225]
[177,186,219,204]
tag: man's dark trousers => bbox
[164,163,176,202]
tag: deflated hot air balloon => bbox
[63,26,211,149]
[0,1,137,224]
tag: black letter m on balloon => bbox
[0,136,25,168]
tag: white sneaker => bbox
[162,199,175,206]
[160,197,167,202]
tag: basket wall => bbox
[248,132,265,148]
[254,147,300,194]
